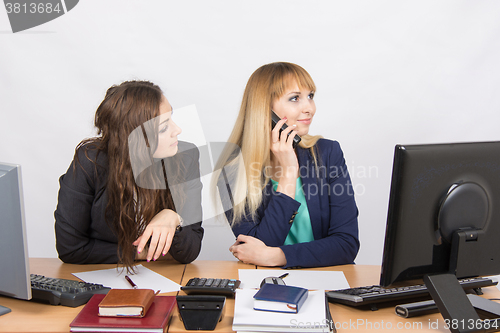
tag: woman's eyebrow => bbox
[159,117,170,126]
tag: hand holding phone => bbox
[271,111,301,148]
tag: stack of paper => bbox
[233,289,332,333]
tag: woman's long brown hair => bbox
[78,81,176,270]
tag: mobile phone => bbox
[271,111,301,148]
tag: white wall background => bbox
[1,1,499,265]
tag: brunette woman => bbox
[55,81,203,270]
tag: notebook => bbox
[253,284,308,313]
[98,289,155,317]
[70,294,175,332]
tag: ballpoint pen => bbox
[125,275,138,289]
[278,273,289,279]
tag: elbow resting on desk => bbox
[168,223,204,264]
[56,222,204,265]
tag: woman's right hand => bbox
[133,209,180,262]
[229,235,286,267]
[271,117,299,197]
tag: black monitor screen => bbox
[380,141,500,287]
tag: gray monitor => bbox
[0,163,31,301]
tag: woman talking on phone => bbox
[55,81,203,271]
[216,62,359,268]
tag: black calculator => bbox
[181,277,241,297]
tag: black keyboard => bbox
[181,277,241,297]
[30,274,110,307]
[326,277,497,308]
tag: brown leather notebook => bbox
[98,289,155,317]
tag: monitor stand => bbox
[424,228,500,332]
[424,274,500,333]
[0,305,11,316]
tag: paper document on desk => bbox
[238,269,349,290]
[233,289,330,332]
[487,275,500,291]
[72,264,180,293]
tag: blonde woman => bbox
[216,62,359,268]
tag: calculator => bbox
[181,277,241,297]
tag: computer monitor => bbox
[379,141,500,329]
[0,163,31,302]
[380,141,500,287]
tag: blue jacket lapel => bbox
[297,148,322,240]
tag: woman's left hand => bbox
[133,209,180,262]
[229,234,286,267]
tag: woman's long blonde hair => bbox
[213,62,322,225]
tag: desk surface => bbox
[1,259,499,333]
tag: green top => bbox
[271,178,314,245]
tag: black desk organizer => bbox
[176,295,226,330]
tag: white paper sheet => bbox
[238,269,350,290]
[72,264,180,293]
[486,275,500,291]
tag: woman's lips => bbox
[297,118,312,125]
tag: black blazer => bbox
[54,141,204,264]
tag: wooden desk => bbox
[281,265,500,333]
[0,258,185,333]
[1,259,500,333]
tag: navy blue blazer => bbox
[230,139,360,268]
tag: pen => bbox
[125,275,138,289]
[278,273,289,279]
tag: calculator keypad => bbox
[181,277,241,297]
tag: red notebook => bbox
[70,294,176,332]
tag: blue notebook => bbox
[253,284,308,313]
